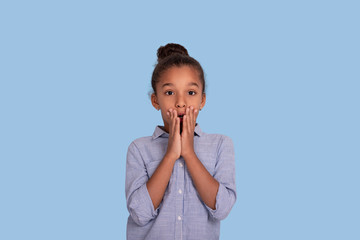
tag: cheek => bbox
[191,100,202,109]
[161,109,171,121]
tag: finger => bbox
[172,109,177,129]
[172,109,177,135]
[168,109,174,135]
[190,108,194,132]
[185,107,190,133]
[189,106,193,132]
[188,107,192,133]
[167,109,171,125]
[183,112,187,135]
[194,108,199,126]
[175,115,180,136]
[190,106,194,129]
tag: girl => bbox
[125,43,236,240]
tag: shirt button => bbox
[179,162,183,167]
[178,189,182,194]
[178,216,182,221]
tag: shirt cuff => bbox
[142,183,160,217]
[203,183,232,220]
[129,184,160,226]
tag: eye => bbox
[165,91,174,96]
[188,91,196,96]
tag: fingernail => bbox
[194,109,198,113]
[167,112,169,116]
[190,106,193,110]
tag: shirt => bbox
[125,124,236,240]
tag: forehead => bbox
[159,66,202,88]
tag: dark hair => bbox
[151,43,206,95]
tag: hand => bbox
[181,106,199,158]
[165,109,181,160]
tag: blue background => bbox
[1,1,359,239]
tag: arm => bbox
[181,106,236,219]
[125,142,159,226]
[146,154,176,209]
[184,135,237,220]
[126,109,181,226]
[182,152,219,210]
[146,108,181,209]
[207,135,237,220]
[181,106,218,209]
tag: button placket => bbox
[175,158,185,240]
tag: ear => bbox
[151,93,160,110]
[200,93,206,110]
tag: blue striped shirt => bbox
[125,124,236,240]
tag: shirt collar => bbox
[152,123,203,139]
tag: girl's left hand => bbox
[180,106,199,158]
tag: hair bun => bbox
[157,43,189,62]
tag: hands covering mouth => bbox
[178,113,185,122]
[166,107,199,135]
[165,106,199,159]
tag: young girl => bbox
[125,43,236,240]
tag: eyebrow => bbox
[161,83,174,88]
[188,82,199,88]
[161,82,200,88]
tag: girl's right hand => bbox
[165,109,181,160]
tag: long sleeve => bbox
[125,142,159,226]
[204,135,237,220]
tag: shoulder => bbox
[198,131,234,156]
[127,136,153,150]
[201,132,233,146]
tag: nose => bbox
[176,103,185,108]
[176,95,186,108]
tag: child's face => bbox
[151,66,206,133]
